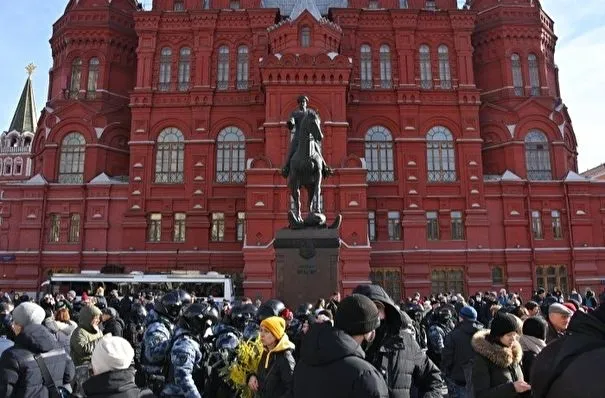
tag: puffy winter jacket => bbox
[0,324,75,398]
[442,319,483,385]
[293,323,389,398]
[254,334,295,398]
[531,310,605,398]
[471,330,525,398]
[353,284,444,398]
[83,368,155,398]
[70,305,103,365]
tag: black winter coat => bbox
[293,323,389,398]
[83,368,155,398]
[0,324,75,398]
[442,319,483,385]
[353,284,444,398]
[530,311,605,398]
[471,330,525,398]
[255,336,295,398]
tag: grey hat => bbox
[12,302,46,328]
[549,303,573,316]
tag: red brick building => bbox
[1,0,604,301]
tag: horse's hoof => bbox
[329,214,343,230]
[304,212,327,227]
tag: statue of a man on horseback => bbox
[281,95,333,228]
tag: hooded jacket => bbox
[352,284,444,398]
[83,368,155,398]
[293,322,389,398]
[442,319,483,385]
[471,329,525,398]
[70,305,103,365]
[0,324,75,398]
[255,334,295,398]
[530,310,605,398]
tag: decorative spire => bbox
[8,64,38,134]
[290,0,322,21]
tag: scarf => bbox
[519,334,546,354]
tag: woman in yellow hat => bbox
[247,316,295,397]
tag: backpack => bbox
[34,349,73,398]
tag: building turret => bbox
[0,64,38,181]
[471,0,577,179]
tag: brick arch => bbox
[48,120,96,145]
[211,118,253,139]
[150,119,191,140]
[515,116,560,142]
[355,117,399,139]
[480,123,510,144]
[419,117,461,139]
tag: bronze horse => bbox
[287,111,325,227]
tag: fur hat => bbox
[91,335,134,375]
[335,294,380,336]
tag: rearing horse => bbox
[287,111,324,226]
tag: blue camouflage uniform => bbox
[161,328,203,398]
[142,309,174,375]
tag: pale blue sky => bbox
[0,0,602,171]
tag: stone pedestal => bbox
[274,227,340,306]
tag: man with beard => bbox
[353,284,444,398]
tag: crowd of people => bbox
[0,285,603,397]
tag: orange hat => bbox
[260,316,286,340]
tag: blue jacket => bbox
[161,328,203,398]
[142,310,174,375]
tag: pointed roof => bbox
[290,0,322,20]
[8,64,38,134]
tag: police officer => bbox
[162,302,219,397]
[142,289,191,393]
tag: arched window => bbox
[379,45,392,88]
[58,132,86,184]
[525,130,552,180]
[178,47,191,91]
[70,58,82,98]
[217,45,230,90]
[216,127,245,183]
[300,26,311,48]
[365,126,394,182]
[159,47,172,91]
[155,128,185,183]
[3,159,12,176]
[0,158,2,175]
[14,158,23,175]
[511,53,523,96]
[438,45,451,89]
[419,45,432,89]
[360,44,372,89]
[87,57,100,99]
[427,126,456,182]
[23,136,32,147]
[528,53,540,96]
[236,46,249,90]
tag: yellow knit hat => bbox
[260,316,286,340]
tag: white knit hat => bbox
[12,302,46,328]
[91,335,134,375]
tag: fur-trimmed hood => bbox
[471,329,522,368]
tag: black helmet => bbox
[179,302,219,336]
[130,302,148,324]
[154,290,192,322]
[257,299,285,321]
[435,306,453,323]
[230,303,258,331]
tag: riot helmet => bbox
[130,302,148,325]
[230,303,257,331]
[179,302,219,337]
[257,299,285,321]
[154,289,192,322]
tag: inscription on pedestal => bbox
[275,228,340,306]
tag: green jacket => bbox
[70,305,103,366]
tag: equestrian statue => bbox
[281,95,341,229]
